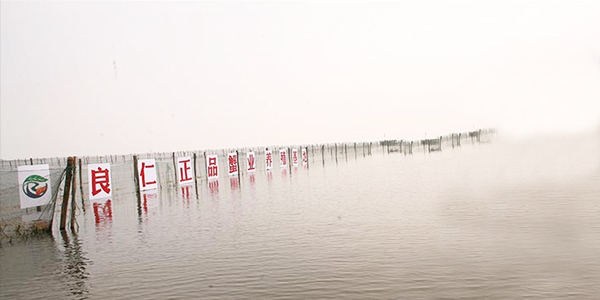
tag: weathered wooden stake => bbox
[70,156,77,231]
[78,158,85,212]
[60,157,75,231]
[193,152,199,188]
[133,155,140,196]
[335,144,338,164]
[172,152,178,184]
[236,150,242,183]
[305,147,310,169]
[203,152,208,180]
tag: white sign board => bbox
[177,156,194,185]
[279,149,288,168]
[227,152,238,176]
[88,163,112,200]
[247,151,256,173]
[206,154,219,180]
[302,148,308,166]
[292,149,298,166]
[265,150,273,170]
[137,159,158,191]
[18,164,52,209]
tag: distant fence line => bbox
[0,128,495,241]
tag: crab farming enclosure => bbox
[1,129,599,299]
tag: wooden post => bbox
[305,146,310,169]
[30,158,33,165]
[203,152,208,180]
[452,133,455,148]
[70,157,77,231]
[133,155,140,195]
[78,158,85,212]
[287,148,292,174]
[236,150,241,183]
[172,152,178,184]
[60,157,75,231]
[335,144,338,164]
[193,152,199,187]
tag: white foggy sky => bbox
[1,1,599,159]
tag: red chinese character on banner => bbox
[265,151,273,169]
[280,150,287,167]
[302,149,308,164]
[208,157,218,177]
[140,162,156,188]
[247,152,256,171]
[292,149,298,165]
[179,159,192,183]
[228,153,238,175]
[91,167,111,196]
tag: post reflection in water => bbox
[58,231,91,299]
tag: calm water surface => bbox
[1,133,599,299]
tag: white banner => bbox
[279,149,288,168]
[88,163,112,200]
[227,152,239,176]
[18,164,52,209]
[137,159,158,191]
[206,154,219,179]
[177,156,194,185]
[302,148,308,166]
[265,150,273,170]
[292,148,298,166]
[247,151,256,173]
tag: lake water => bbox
[1,132,599,299]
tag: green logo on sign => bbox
[22,175,48,199]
